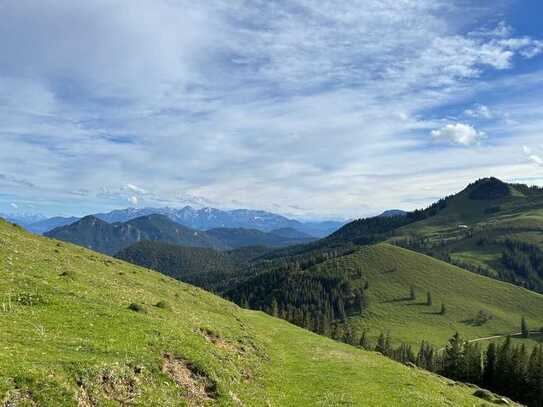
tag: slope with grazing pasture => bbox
[324,244,543,348]
[0,219,506,406]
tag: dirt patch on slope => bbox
[196,328,241,353]
[76,365,142,406]
[162,353,217,406]
[3,389,38,407]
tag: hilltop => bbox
[0,219,503,406]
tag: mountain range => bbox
[12,206,346,237]
[45,214,316,255]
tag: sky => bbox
[1,0,543,220]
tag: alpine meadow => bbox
[2,1,543,406]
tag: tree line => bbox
[335,325,543,407]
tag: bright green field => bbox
[0,220,507,406]
[309,244,543,349]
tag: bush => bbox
[155,300,170,309]
[128,303,146,313]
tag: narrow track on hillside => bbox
[437,331,543,352]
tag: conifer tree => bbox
[521,316,530,338]
[483,342,497,388]
[463,342,482,384]
[359,330,370,350]
[375,332,387,355]
[410,286,416,300]
[270,298,279,317]
[496,336,512,392]
[443,332,464,380]
[527,346,543,405]
[426,291,432,306]
[440,302,446,315]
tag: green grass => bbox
[0,221,507,406]
[306,244,543,349]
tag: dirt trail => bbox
[437,331,542,352]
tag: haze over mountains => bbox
[5,205,346,237]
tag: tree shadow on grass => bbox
[381,296,413,304]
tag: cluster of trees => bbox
[334,327,543,407]
[438,333,543,406]
[501,239,543,292]
[227,266,368,335]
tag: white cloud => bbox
[128,196,139,206]
[0,2,542,218]
[10,203,18,209]
[523,146,532,155]
[431,123,486,146]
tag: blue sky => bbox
[1,0,543,220]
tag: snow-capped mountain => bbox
[91,206,344,237]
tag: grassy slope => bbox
[310,244,543,348]
[0,221,497,406]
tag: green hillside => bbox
[344,244,543,348]
[228,242,543,350]
[0,220,507,406]
[391,178,543,292]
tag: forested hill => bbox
[116,241,269,292]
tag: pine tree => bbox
[270,298,279,317]
[463,342,482,384]
[426,291,432,306]
[521,316,529,338]
[440,302,446,315]
[483,342,497,389]
[410,286,416,300]
[359,330,370,350]
[343,325,354,345]
[375,332,387,355]
[240,297,249,309]
[417,341,435,371]
[527,346,543,405]
[443,332,464,380]
[510,344,528,401]
[496,336,512,394]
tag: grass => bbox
[306,244,543,349]
[0,220,506,406]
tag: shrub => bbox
[128,303,146,313]
[155,300,170,309]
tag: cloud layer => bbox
[1,1,543,218]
